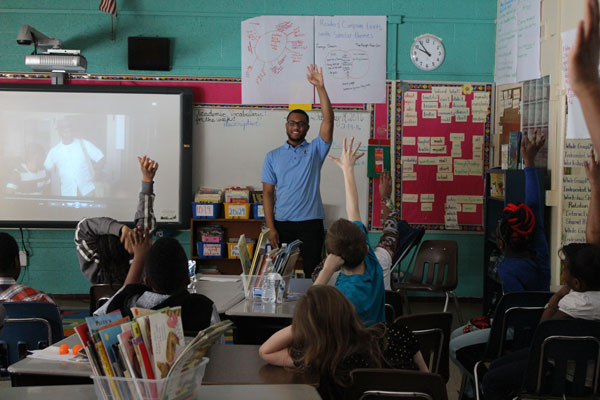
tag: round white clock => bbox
[410,34,445,71]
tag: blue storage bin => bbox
[252,203,264,219]
[197,242,225,258]
[192,202,221,219]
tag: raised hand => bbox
[379,170,392,199]
[306,64,325,88]
[568,0,600,95]
[120,225,133,254]
[521,130,545,167]
[129,226,152,258]
[585,149,600,185]
[138,155,159,183]
[328,137,365,170]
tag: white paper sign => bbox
[315,16,387,103]
[561,29,595,139]
[495,0,541,85]
[242,16,315,104]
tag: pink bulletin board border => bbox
[368,80,394,231]
[395,81,493,232]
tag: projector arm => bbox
[17,25,63,53]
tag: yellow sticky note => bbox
[289,104,312,111]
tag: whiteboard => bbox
[192,106,371,227]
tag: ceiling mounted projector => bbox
[17,25,87,83]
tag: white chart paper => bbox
[315,16,386,103]
[242,16,314,104]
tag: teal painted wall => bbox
[0,1,496,294]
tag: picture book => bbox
[249,228,270,276]
[117,330,142,379]
[147,306,186,379]
[131,321,155,380]
[237,234,251,276]
[508,131,522,169]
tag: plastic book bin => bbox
[92,357,209,400]
[240,274,292,301]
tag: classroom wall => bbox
[0,0,496,295]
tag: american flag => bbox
[99,0,117,16]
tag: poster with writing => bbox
[396,82,492,230]
[562,139,593,245]
[315,16,386,104]
[495,0,541,85]
[242,16,314,104]
[561,29,595,140]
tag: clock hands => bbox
[418,41,432,57]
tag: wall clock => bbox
[410,34,445,71]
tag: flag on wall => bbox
[99,0,117,16]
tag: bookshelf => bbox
[190,218,265,275]
[483,168,546,312]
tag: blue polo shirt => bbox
[261,136,331,221]
[334,221,386,327]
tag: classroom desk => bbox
[8,336,316,387]
[0,384,322,400]
[192,275,245,314]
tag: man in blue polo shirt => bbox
[261,64,334,277]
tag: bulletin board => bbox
[395,81,493,231]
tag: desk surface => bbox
[8,337,315,386]
[192,277,245,313]
[225,299,297,318]
[0,384,321,400]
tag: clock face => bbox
[410,35,445,71]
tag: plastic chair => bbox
[89,284,119,315]
[395,312,452,382]
[0,301,63,371]
[348,369,448,400]
[518,318,600,399]
[464,291,553,400]
[394,240,463,324]
[385,290,404,323]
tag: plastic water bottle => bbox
[262,272,281,303]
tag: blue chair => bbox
[0,302,63,371]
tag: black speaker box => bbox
[128,37,171,71]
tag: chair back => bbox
[349,369,448,400]
[522,318,600,398]
[407,241,458,291]
[385,290,404,322]
[483,291,553,360]
[0,302,63,369]
[89,284,118,315]
[394,312,452,382]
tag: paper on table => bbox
[28,345,88,363]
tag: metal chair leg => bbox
[443,292,450,312]
[450,291,464,325]
[400,290,411,315]
[458,373,468,400]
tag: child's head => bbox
[325,219,367,269]
[0,233,20,279]
[97,234,131,286]
[496,203,535,254]
[144,237,189,294]
[559,243,600,291]
[290,285,384,383]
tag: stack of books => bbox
[75,308,232,399]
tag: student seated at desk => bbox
[259,285,428,400]
[313,137,399,326]
[96,229,219,334]
[0,233,55,304]
[75,155,158,286]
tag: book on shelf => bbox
[508,131,522,169]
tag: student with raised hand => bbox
[585,150,600,246]
[96,228,219,335]
[75,155,158,286]
[311,137,391,326]
[259,285,428,400]
[449,131,550,398]
[569,0,600,153]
